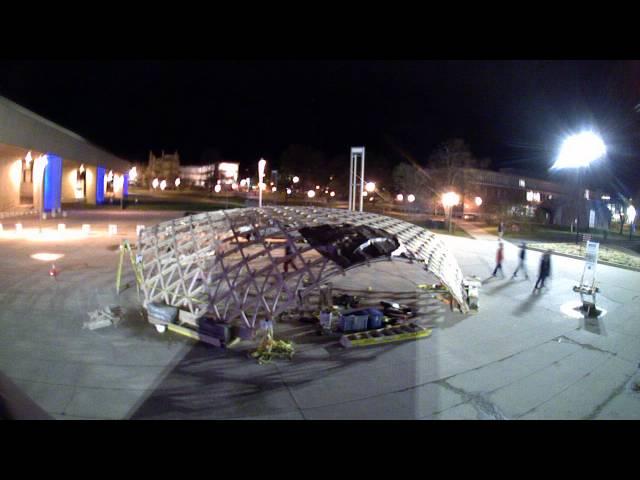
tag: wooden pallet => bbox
[339,323,432,348]
[166,323,222,348]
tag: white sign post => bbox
[573,240,600,315]
[583,240,599,282]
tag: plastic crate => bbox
[339,313,369,332]
[366,308,384,329]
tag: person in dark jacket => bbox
[534,250,552,290]
[492,241,505,278]
[512,242,529,280]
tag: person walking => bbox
[512,242,529,279]
[492,241,505,278]
[283,243,298,273]
[534,250,552,291]
[498,221,505,238]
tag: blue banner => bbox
[43,154,62,212]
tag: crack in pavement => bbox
[584,374,636,420]
[553,335,617,356]
[435,379,509,420]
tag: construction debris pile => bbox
[250,334,295,365]
[83,305,123,330]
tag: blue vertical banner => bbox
[96,166,105,204]
[43,154,62,212]
[123,173,129,197]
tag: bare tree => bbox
[427,138,481,190]
[392,163,432,196]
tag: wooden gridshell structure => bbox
[137,206,468,329]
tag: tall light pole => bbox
[442,191,460,233]
[349,147,365,211]
[258,158,266,208]
[552,131,606,242]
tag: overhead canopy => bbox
[138,206,469,329]
[0,95,129,172]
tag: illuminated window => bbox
[106,170,114,193]
[519,179,525,188]
[76,165,86,198]
[22,154,33,184]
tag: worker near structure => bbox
[283,243,298,273]
[511,242,529,280]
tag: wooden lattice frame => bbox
[137,206,468,329]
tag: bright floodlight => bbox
[330,191,336,197]
[407,194,416,203]
[286,188,292,195]
[214,184,222,193]
[175,177,181,187]
[129,166,138,182]
[258,158,266,177]
[553,131,606,169]
[442,191,460,208]
[160,180,167,191]
[396,194,404,202]
[152,178,159,189]
[627,205,636,223]
[365,182,376,193]
[307,190,316,198]
[292,176,300,184]
[475,196,483,206]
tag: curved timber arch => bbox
[138,206,468,329]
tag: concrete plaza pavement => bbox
[0,209,639,419]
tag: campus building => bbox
[426,168,625,228]
[428,167,618,229]
[179,164,216,187]
[0,96,130,213]
[179,161,240,189]
[146,150,180,187]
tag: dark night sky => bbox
[1,60,639,193]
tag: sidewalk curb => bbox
[526,246,640,273]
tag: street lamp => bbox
[552,131,606,242]
[307,190,316,198]
[442,191,460,233]
[292,176,300,184]
[365,182,376,193]
[475,196,483,206]
[552,131,606,170]
[258,158,266,207]
[396,194,404,202]
[407,194,415,203]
